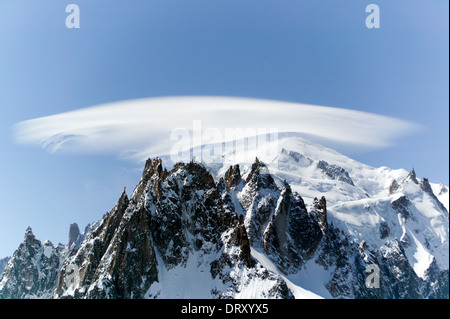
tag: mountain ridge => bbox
[0,137,448,299]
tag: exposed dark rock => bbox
[424,258,449,298]
[280,148,313,167]
[388,179,401,195]
[224,164,242,188]
[375,239,423,298]
[420,178,448,213]
[317,160,354,186]
[245,158,278,192]
[263,187,323,273]
[379,220,390,239]
[68,223,81,247]
[406,168,418,184]
[391,195,411,220]
[242,159,280,246]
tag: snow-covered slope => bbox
[184,136,449,272]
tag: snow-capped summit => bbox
[190,136,448,259]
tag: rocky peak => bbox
[317,160,354,186]
[143,157,165,180]
[419,177,448,213]
[406,168,418,184]
[0,227,62,299]
[224,164,242,188]
[262,187,324,273]
[245,158,278,192]
[119,187,129,205]
[68,223,80,247]
[388,179,401,195]
[419,177,431,190]
[24,226,37,247]
[229,214,253,267]
[134,157,168,202]
[391,195,411,220]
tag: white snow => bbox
[43,245,53,259]
[146,248,219,299]
[431,183,449,212]
[250,248,324,299]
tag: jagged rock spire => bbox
[406,168,418,184]
[24,226,35,246]
[224,164,242,188]
[245,158,277,191]
[389,179,401,195]
[68,223,80,247]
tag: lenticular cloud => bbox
[13,96,419,161]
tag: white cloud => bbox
[13,96,420,162]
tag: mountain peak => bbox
[245,158,277,191]
[224,164,242,188]
[24,226,36,246]
[406,168,418,184]
[68,223,80,247]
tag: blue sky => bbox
[0,0,448,257]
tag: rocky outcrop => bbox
[420,177,448,213]
[241,158,279,246]
[405,168,418,184]
[224,164,242,188]
[262,185,323,273]
[55,188,159,299]
[68,223,81,248]
[388,179,401,195]
[391,195,411,220]
[376,239,423,298]
[317,160,354,186]
[280,149,313,167]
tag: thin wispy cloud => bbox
[13,96,421,162]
